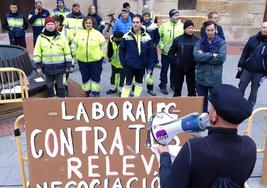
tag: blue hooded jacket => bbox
[112,16,132,34]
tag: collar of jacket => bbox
[41,30,60,38]
[142,20,152,27]
[129,27,146,37]
[256,32,267,42]
[208,127,238,136]
[119,16,131,23]
[169,20,180,26]
[202,34,221,45]
[9,12,19,16]
[70,12,83,18]
[56,7,67,11]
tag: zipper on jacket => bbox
[172,25,175,41]
[86,30,90,62]
[132,33,140,56]
[262,46,266,71]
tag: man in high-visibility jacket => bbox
[2,2,28,48]
[142,8,160,96]
[120,15,154,97]
[71,17,106,97]
[106,31,125,95]
[28,0,50,46]
[51,0,70,18]
[33,17,72,98]
[64,3,85,39]
[158,9,183,95]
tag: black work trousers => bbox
[173,66,196,97]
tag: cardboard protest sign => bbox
[23,97,203,188]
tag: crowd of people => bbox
[2,0,267,105]
[2,0,267,187]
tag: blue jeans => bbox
[159,54,175,89]
[196,82,214,112]
[238,69,264,106]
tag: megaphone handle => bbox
[145,129,152,148]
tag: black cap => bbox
[123,2,130,8]
[183,20,194,30]
[208,84,253,124]
[169,9,178,18]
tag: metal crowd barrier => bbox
[0,67,29,104]
[243,108,267,186]
[14,115,27,188]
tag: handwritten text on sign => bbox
[23,98,203,188]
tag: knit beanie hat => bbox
[169,9,179,18]
[45,17,56,25]
[183,20,194,29]
[142,8,151,17]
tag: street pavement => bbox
[0,33,267,187]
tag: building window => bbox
[178,0,197,10]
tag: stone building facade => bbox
[1,0,265,42]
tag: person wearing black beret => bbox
[159,84,256,188]
[168,20,199,97]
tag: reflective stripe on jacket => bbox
[33,31,72,75]
[158,20,184,55]
[64,12,85,37]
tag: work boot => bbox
[160,88,169,95]
[148,90,157,96]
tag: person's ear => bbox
[210,109,218,125]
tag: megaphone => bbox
[146,112,211,146]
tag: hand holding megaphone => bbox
[146,112,211,146]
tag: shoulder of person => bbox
[193,35,200,41]
[241,135,257,151]
[43,9,50,13]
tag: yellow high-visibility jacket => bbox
[33,31,72,75]
[71,28,106,63]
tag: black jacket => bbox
[168,33,199,71]
[160,128,256,188]
[238,32,267,74]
